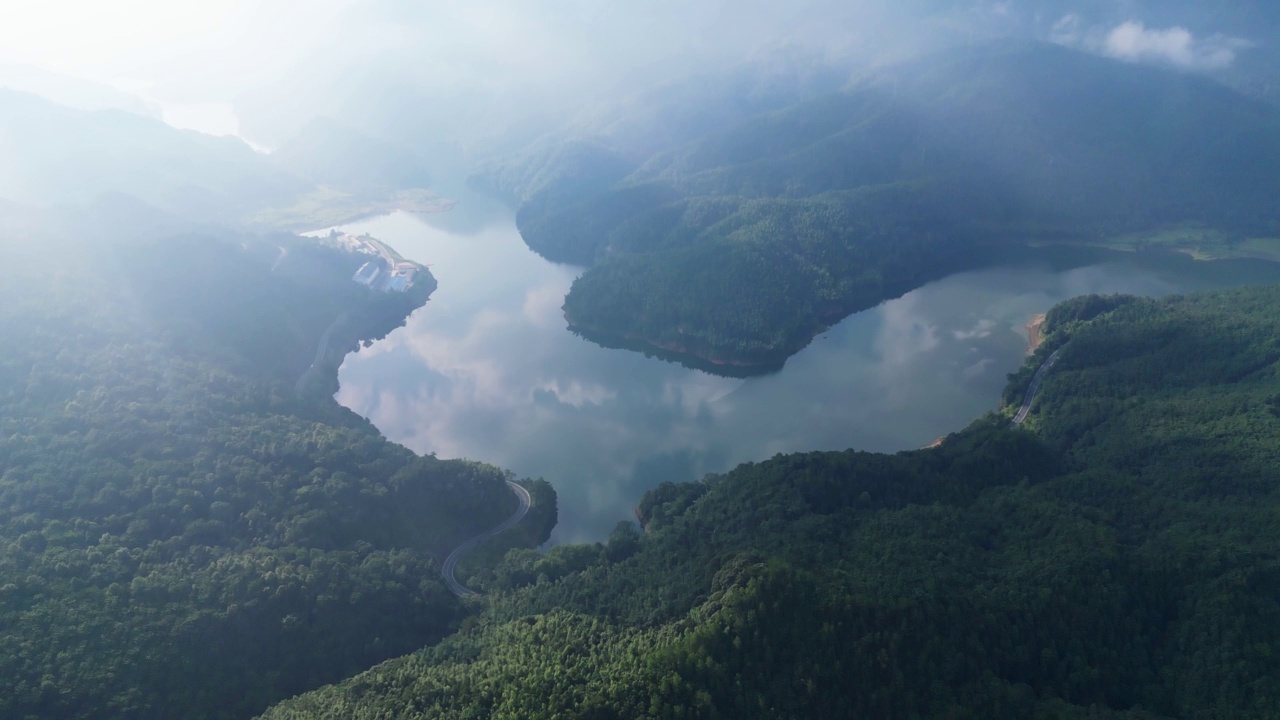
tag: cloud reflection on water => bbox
[332,206,1280,543]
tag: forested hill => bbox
[476,41,1280,373]
[0,202,553,719]
[0,89,305,222]
[262,285,1280,719]
[0,89,438,230]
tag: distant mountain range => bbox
[0,89,435,230]
[0,62,162,116]
[476,41,1280,372]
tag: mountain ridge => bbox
[477,41,1280,373]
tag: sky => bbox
[0,1,1263,145]
[0,1,348,92]
[0,0,357,136]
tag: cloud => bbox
[1049,14,1083,46]
[1102,21,1251,70]
[960,357,994,382]
[952,318,995,341]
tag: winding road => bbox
[1011,348,1062,426]
[441,480,532,597]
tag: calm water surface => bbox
[329,193,1280,543]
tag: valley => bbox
[329,198,1280,543]
[5,7,1280,718]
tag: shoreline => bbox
[295,240,438,398]
[260,189,457,234]
[1025,313,1047,355]
[565,321,788,378]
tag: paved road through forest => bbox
[441,480,532,596]
[1011,348,1062,426]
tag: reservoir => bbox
[328,192,1280,543]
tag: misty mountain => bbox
[0,62,161,117]
[7,3,1280,720]
[951,1,1280,108]
[0,89,307,223]
[644,40,1279,230]
[471,49,850,208]
[0,90,443,230]
[480,41,1280,370]
[213,0,1280,161]
[271,116,433,198]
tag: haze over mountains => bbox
[3,1,1280,719]
[0,87,438,229]
[227,1,1280,152]
[476,41,1280,370]
[5,1,1279,154]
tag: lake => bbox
[327,192,1280,543]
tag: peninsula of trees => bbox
[476,42,1280,373]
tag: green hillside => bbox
[261,285,1280,719]
[480,42,1280,372]
[0,203,551,719]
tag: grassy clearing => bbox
[1028,226,1280,262]
[250,187,372,230]
[250,187,454,232]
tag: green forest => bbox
[479,42,1280,371]
[7,19,1280,720]
[263,286,1280,719]
[0,205,553,719]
